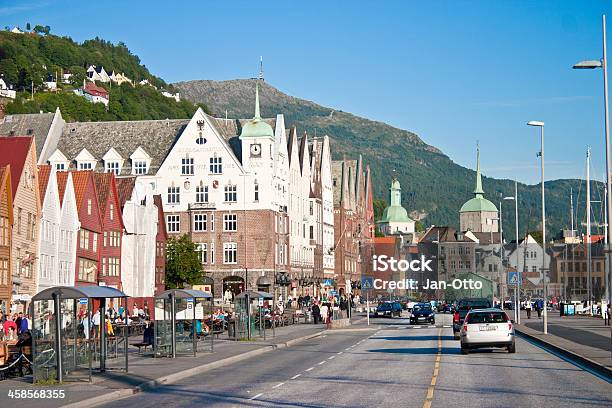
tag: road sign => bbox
[361,277,374,292]
[508,272,520,286]
[324,279,333,287]
[79,298,88,305]
[258,298,263,306]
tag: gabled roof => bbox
[0,136,34,197]
[0,113,54,159]
[65,170,94,209]
[153,194,167,239]
[94,172,113,216]
[0,166,13,223]
[38,164,52,198]
[116,176,136,209]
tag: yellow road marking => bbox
[422,328,443,408]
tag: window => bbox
[110,203,114,220]
[55,163,65,171]
[0,217,8,246]
[78,258,97,282]
[209,155,222,174]
[210,243,215,264]
[254,181,259,202]
[310,225,314,240]
[224,184,237,202]
[17,208,21,235]
[92,233,98,252]
[194,214,207,232]
[167,215,180,233]
[133,160,148,175]
[79,162,93,170]
[197,243,208,264]
[106,161,120,175]
[181,155,194,175]
[80,229,90,250]
[223,243,237,264]
[211,214,215,231]
[223,214,237,231]
[0,258,8,285]
[107,257,119,276]
[532,265,537,273]
[87,199,92,215]
[196,183,208,203]
[167,185,180,204]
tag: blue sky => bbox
[2,0,612,184]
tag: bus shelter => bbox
[30,286,129,383]
[154,289,213,358]
[234,290,273,340]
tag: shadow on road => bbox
[367,347,461,355]
[370,335,455,341]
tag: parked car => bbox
[410,303,436,325]
[374,301,402,317]
[453,298,492,340]
[460,308,516,354]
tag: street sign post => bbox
[361,277,374,326]
[508,271,520,286]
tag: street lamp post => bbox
[573,14,612,315]
[528,120,547,334]
[503,188,518,322]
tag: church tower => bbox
[377,176,415,235]
[459,148,499,232]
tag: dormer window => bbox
[79,162,93,170]
[106,161,120,175]
[102,147,124,176]
[129,146,152,175]
[133,160,148,175]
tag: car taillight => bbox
[453,312,459,323]
[508,322,513,331]
[462,323,468,332]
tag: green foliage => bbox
[165,234,203,289]
[373,199,387,222]
[528,231,543,246]
[415,220,425,232]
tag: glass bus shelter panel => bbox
[32,299,57,382]
[59,298,90,380]
[196,300,213,352]
[154,298,172,357]
[174,297,194,355]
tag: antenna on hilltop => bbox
[259,56,264,81]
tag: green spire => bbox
[390,176,401,206]
[474,147,484,197]
[254,81,261,119]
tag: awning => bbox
[235,290,273,300]
[256,276,272,286]
[155,289,212,300]
[33,286,128,301]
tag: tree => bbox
[165,234,203,289]
[373,199,387,222]
[33,25,45,34]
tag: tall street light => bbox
[573,14,612,312]
[528,120,547,334]
[503,186,519,323]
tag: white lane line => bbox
[345,347,352,350]
[291,374,301,379]
[250,393,263,400]
[328,356,335,360]
[318,361,326,365]
[305,367,314,372]
[273,382,285,389]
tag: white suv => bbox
[460,308,516,354]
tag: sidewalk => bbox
[0,323,326,408]
[515,309,612,375]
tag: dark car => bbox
[410,303,435,325]
[453,298,492,340]
[374,301,402,317]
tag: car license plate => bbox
[479,325,496,331]
[418,317,425,320]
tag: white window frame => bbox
[181,155,194,175]
[167,214,180,233]
[106,161,120,175]
[167,185,180,204]
[193,213,207,232]
[223,242,237,264]
[197,243,208,264]
[133,160,148,175]
[209,155,222,174]
[196,183,208,203]
[224,184,237,202]
[223,214,237,232]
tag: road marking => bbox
[291,374,301,379]
[337,351,343,355]
[345,347,352,350]
[318,361,326,365]
[422,328,443,408]
[250,393,263,400]
[305,367,314,372]
[328,356,335,360]
[273,382,284,389]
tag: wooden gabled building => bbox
[0,166,13,312]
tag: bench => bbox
[131,342,151,354]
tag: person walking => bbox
[525,299,532,319]
[312,302,321,325]
[326,303,333,329]
[320,303,329,326]
[606,302,611,326]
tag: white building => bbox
[37,167,79,291]
[86,65,111,83]
[0,78,16,99]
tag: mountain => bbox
[175,79,604,239]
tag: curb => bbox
[515,328,612,381]
[61,330,324,408]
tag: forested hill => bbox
[0,30,207,121]
[175,79,604,238]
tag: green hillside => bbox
[175,79,605,239]
[0,30,207,121]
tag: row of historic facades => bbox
[0,80,374,310]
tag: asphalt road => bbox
[100,313,612,408]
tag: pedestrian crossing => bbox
[388,324,452,329]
